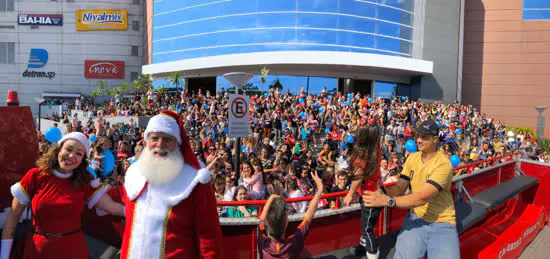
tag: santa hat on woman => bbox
[143,110,201,170]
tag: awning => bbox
[42,92,81,98]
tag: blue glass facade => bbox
[523,0,550,20]
[152,0,415,64]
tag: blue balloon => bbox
[319,107,325,113]
[45,127,62,143]
[267,105,270,109]
[324,128,330,134]
[348,93,353,99]
[314,102,319,108]
[101,150,115,176]
[264,92,269,97]
[401,96,406,101]
[88,166,98,179]
[192,100,196,104]
[223,127,228,133]
[328,95,332,100]
[345,101,351,106]
[203,103,208,108]
[300,112,305,117]
[299,98,304,104]
[450,155,461,168]
[368,98,372,103]
[436,121,441,127]
[89,135,97,143]
[346,135,354,143]
[341,141,347,151]
[292,107,296,111]
[405,140,418,153]
[455,128,461,134]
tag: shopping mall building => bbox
[0,0,146,116]
[142,0,550,137]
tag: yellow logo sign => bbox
[76,9,127,31]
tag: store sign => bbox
[18,14,63,26]
[85,60,125,79]
[76,9,127,31]
[23,49,55,79]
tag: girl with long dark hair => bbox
[342,126,382,259]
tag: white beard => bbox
[134,146,184,185]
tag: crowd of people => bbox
[37,87,547,219]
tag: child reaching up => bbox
[258,171,324,259]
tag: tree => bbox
[169,72,184,90]
[260,67,269,92]
[269,78,283,91]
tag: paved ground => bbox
[519,227,550,259]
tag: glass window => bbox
[0,42,15,64]
[130,72,139,81]
[131,46,139,56]
[0,0,15,12]
[523,0,550,20]
[373,81,396,99]
[132,21,140,31]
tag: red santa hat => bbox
[143,110,201,170]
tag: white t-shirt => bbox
[289,190,307,213]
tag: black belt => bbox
[32,228,82,238]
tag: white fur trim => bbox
[124,163,211,206]
[143,114,182,144]
[10,183,30,206]
[58,132,91,155]
[52,169,72,179]
[87,186,108,209]
[90,178,101,188]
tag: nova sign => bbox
[18,14,63,26]
[85,60,125,79]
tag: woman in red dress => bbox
[1,132,125,259]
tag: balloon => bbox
[299,98,304,104]
[89,135,97,143]
[450,155,461,168]
[346,135,354,143]
[348,93,353,99]
[455,129,461,134]
[324,128,330,134]
[328,95,332,100]
[319,107,325,113]
[203,103,208,108]
[345,101,351,106]
[264,92,269,97]
[267,105,271,109]
[223,127,228,133]
[45,127,62,143]
[300,112,305,117]
[101,150,115,176]
[292,108,296,112]
[314,102,319,108]
[361,100,368,106]
[368,98,372,103]
[341,141,347,151]
[436,121,441,127]
[405,140,418,153]
[401,96,406,101]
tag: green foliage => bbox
[539,138,550,153]
[169,72,183,89]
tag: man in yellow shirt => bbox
[362,119,459,259]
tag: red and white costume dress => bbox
[120,163,222,259]
[10,168,107,259]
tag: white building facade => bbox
[0,0,144,118]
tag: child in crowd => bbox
[258,171,324,258]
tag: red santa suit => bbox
[10,168,107,259]
[119,110,222,259]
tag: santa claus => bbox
[120,110,222,258]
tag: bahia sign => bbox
[18,14,63,26]
[85,60,125,79]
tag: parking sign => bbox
[228,94,250,138]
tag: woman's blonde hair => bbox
[36,142,92,188]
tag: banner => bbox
[76,9,127,31]
[18,14,63,26]
[85,60,125,79]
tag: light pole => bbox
[535,106,548,143]
[34,97,46,131]
[223,72,254,174]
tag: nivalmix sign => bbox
[22,49,56,79]
[18,14,63,26]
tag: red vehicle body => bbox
[0,106,548,258]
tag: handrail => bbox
[217,153,518,208]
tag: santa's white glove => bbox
[1,239,13,259]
